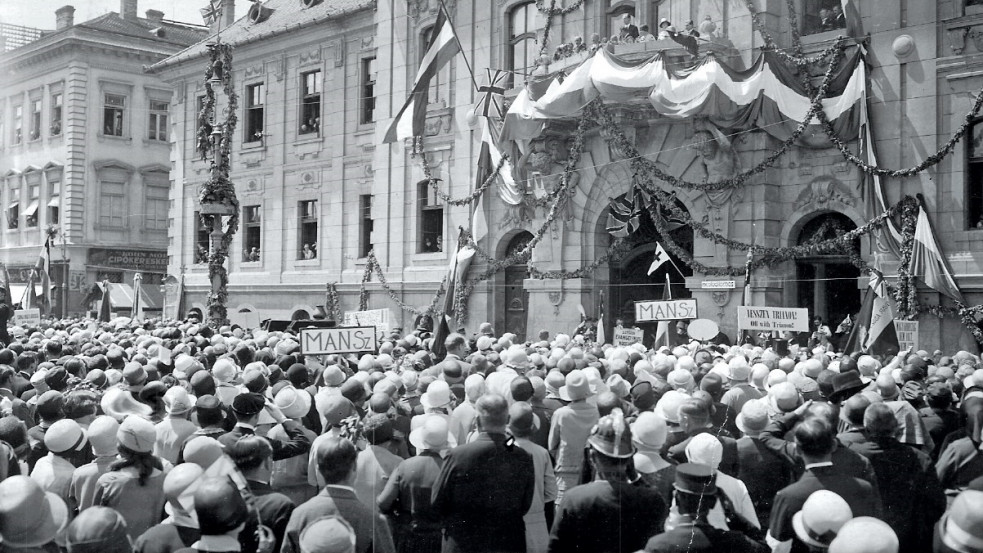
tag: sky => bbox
[1,0,252,28]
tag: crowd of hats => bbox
[0,314,982,553]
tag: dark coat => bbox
[378,450,445,553]
[134,524,199,553]
[736,435,794,527]
[249,480,295,553]
[548,480,666,553]
[282,485,396,553]
[217,421,310,462]
[644,521,770,553]
[431,432,535,553]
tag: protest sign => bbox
[635,299,698,322]
[893,320,919,352]
[13,309,40,326]
[300,326,378,355]
[737,306,809,332]
[342,309,394,335]
[613,327,644,346]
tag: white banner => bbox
[13,309,41,326]
[300,326,378,355]
[737,306,810,332]
[635,299,698,322]
[613,327,644,346]
[342,309,394,335]
[701,280,736,289]
[893,320,919,352]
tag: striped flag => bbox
[843,263,900,356]
[911,202,965,303]
[653,274,673,349]
[596,291,606,345]
[473,69,507,120]
[383,6,461,143]
[28,237,51,314]
[431,232,475,360]
[841,0,864,39]
[472,117,519,244]
[740,246,755,345]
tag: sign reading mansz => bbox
[635,299,698,322]
[737,306,810,332]
[300,326,378,355]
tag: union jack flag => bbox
[199,0,223,25]
[606,188,643,238]
[473,69,508,120]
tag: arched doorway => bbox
[502,232,533,341]
[606,199,693,346]
[794,212,861,342]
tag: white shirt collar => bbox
[804,461,834,470]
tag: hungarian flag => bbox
[843,265,900,356]
[472,118,518,244]
[653,274,673,349]
[911,202,964,304]
[98,282,113,323]
[841,0,864,39]
[27,237,51,314]
[431,236,475,360]
[383,6,460,143]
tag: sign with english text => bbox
[635,299,698,322]
[300,326,378,355]
[738,306,810,332]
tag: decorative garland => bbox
[894,203,919,318]
[325,282,342,322]
[527,237,633,279]
[365,250,448,316]
[742,0,848,67]
[539,0,557,58]
[420,152,508,206]
[358,255,372,312]
[198,43,240,328]
[535,0,583,16]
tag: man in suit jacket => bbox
[666,399,739,476]
[217,393,310,462]
[282,436,396,553]
[443,333,473,375]
[767,417,882,553]
[432,394,535,553]
[226,436,295,553]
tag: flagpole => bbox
[436,0,479,92]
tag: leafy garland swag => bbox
[358,250,447,318]
[197,43,240,328]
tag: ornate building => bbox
[159,0,982,351]
[0,0,207,316]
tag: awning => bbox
[135,284,163,310]
[8,283,53,305]
[22,201,38,217]
[7,202,17,211]
[106,283,134,309]
[47,197,59,207]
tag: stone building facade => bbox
[0,0,206,316]
[160,0,982,351]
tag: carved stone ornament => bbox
[424,113,453,137]
[711,290,731,307]
[971,27,983,53]
[408,0,457,20]
[548,290,563,316]
[794,177,856,210]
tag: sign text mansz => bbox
[301,326,378,355]
[635,299,698,322]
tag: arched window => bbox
[509,2,537,87]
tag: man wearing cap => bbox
[735,400,793,529]
[155,387,198,465]
[644,463,769,553]
[284,436,396,553]
[26,389,66,471]
[218,392,311,462]
[298,515,358,553]
[848,403,945,553]
[548,369,599,504]
[549,409,666,553]
[31,418,90,506]
[432,394,535,553]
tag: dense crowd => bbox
[0,314,981,553]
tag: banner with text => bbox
[635,299,698,322]
[342,309,394,335]
[893,320,919,352]
[738,306,810,332]
[13,309,41,326]
[613,327,645,346]
[301,326,378,355]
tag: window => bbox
[24,185,39,228]
[298,200,318,259]
[148,100,168,142]
[29,99,41,141]
[418,182,443,253]
[359,194,373,258]
[194,211,211,263]
[299,71,321,135]
[145,185,169,230]
[360,58,377,124]
[13,105,23,145]
[50,93,62,136]
[103,93,125,136]
[968,119,983,229]
[245,84,264,142]
[509,3,537,87]
[801,0,845,35]
[243,205,261,261]
[7,187,18,229]
[0,105,5,148]
[99,181,125,227]
[47,179,60,225]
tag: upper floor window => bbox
[801,0,846,35]
[47,179,60,225]
[148,100,168,142]
[298,200,318,259]
[968,119,983,229]
[418,181,443,253]
[360,58,377,124]
[50,93,62,136]
[146,185,169,230]
[29,99,41,141]
[509,2,537,87]
[243,205,262,261]
[245,83,264,143]
[359,194,373,258]
[24,185,39,228]
[13,105,23,145]
[300,71,321,135]
[195,211,210,263]
[103,93,125,137]
[99,181,126,227]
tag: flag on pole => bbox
[176,274,187,320]
[843,264,900,356]
[647,242,670,276]
[98,281,112,323]
[858,97,902,259]
[32,236,51,315]
[841,0,864,39]
[199,0,222,25]
[596,291,606,345]
[383,6,461,143]
[132,274,143,321]
[473,69,508,120]
[431,233,476,359]
[653,274,673,349]
[911,202,965,304]
[739,247,755,345]
[471,117,513,245]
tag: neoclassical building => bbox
[0,0,206,316]
[159,0,983,351]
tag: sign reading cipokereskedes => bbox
[635,299,698,322]
[300,326,378,355]
[738,306,810,332]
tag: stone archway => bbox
[497,231,534,340]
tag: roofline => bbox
[147,2,375,74]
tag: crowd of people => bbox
[0,313,982,553]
